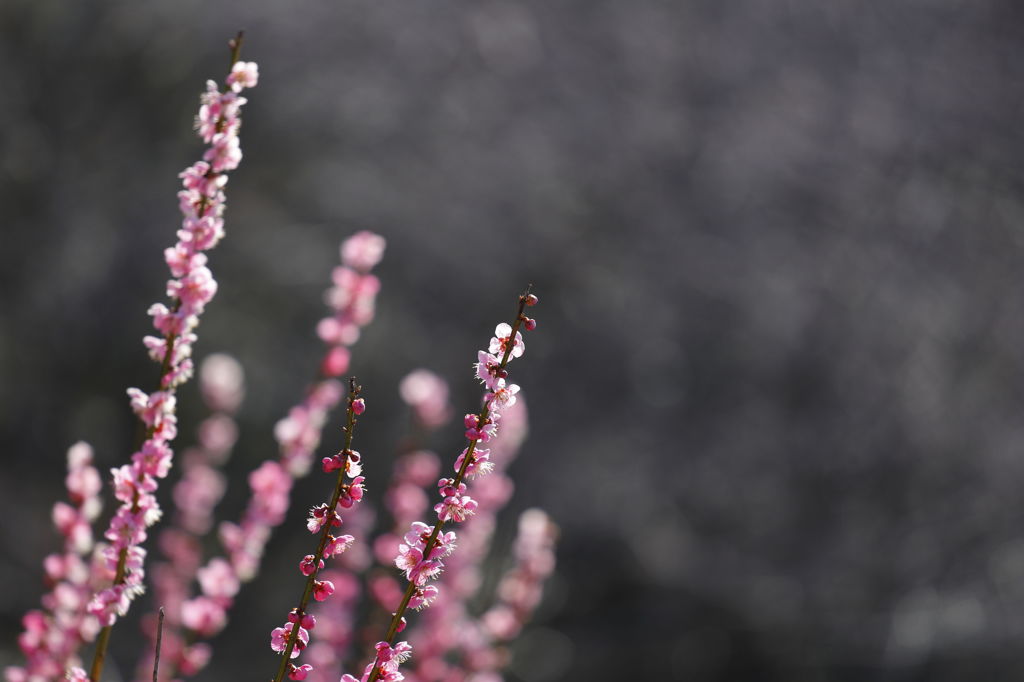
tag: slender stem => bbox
[228,31,245,69]
[367,289,531,682]
[272,379,362,682]
[87,34,246,682]
[153,607,165,682]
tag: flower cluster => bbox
[297,371,449,682]
[481,508,559,641]
[347,291,538,682]
[135,354,246,681]
[317,231,385,381]
[220,230,383,582]
[420,507,557,682]
[401,397,530,681]
[399,370,452,431]
[8,34,557,682]
[79,56,258,655]
[269,384,367,682]
[7,444,103,682]
[125,230,383,682]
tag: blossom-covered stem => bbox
[85,33,256,682]
[6,443,103,682]
[273,379,364,682]
[132,354,244,682]
[366,288,533,682]
[152,30,242,389]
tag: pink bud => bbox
[289,664,313,681]
[524,317,537,331]
[525,293,538,306]
[312,579,335,601]
[352,398,366,415]
[299,555,323,576]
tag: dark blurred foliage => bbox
[3,1,1024,680]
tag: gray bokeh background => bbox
[4,1,1024,680]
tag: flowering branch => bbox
[9,30,558,682]
[270,379,367,682]
[6,444,103,682]
[357,288,538,682]
[134,354,245,682]
[402,395,529,680]
[78,32,259,682]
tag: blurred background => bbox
[3,0,1024,680]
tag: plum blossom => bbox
[487,323,524,360]
[271,622,310,659]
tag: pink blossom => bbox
[181,596,227,637]
[196,558,240,600]
[487,323,525,360]
[87,586,128,627]
[488,383,520,410]
[131,439,173,478]
[408,559,444,586]
[169,264,218,314]
[369,574,403,611]
[403,521,433,549]
[407,584,439,611]
[434,494,478,523]
[395,545,423,575]
[51,503,89,554]
[321,346,351,377]
[325,534,355,558]
[300,555,324,576]
[178,160,224,196]
[66,668,89,682]
[65,444,102,504]
[287,608,317,630]
[178,642,213,675]
[249,461,292,520]
[307,504,341,534]
[430,531,458,559]
[162,246,206,281]
[173,463,227,534]
[339,476,365,508]
[227,61,259,92]
[454,448,494,479]
[270,622,309,658]
[340,231,386,272]
[203,131,243,172]
[473,351,506,391]
[312,579,335,601]
[385,484,429,525]
[374,641,413,673]
[395,450,441,487]
[104,508,148,549]
[198,413,240,458]
[399,369,451,428]
[179,214,225,251]
[199,353,245,413]
[322,453,345,473]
